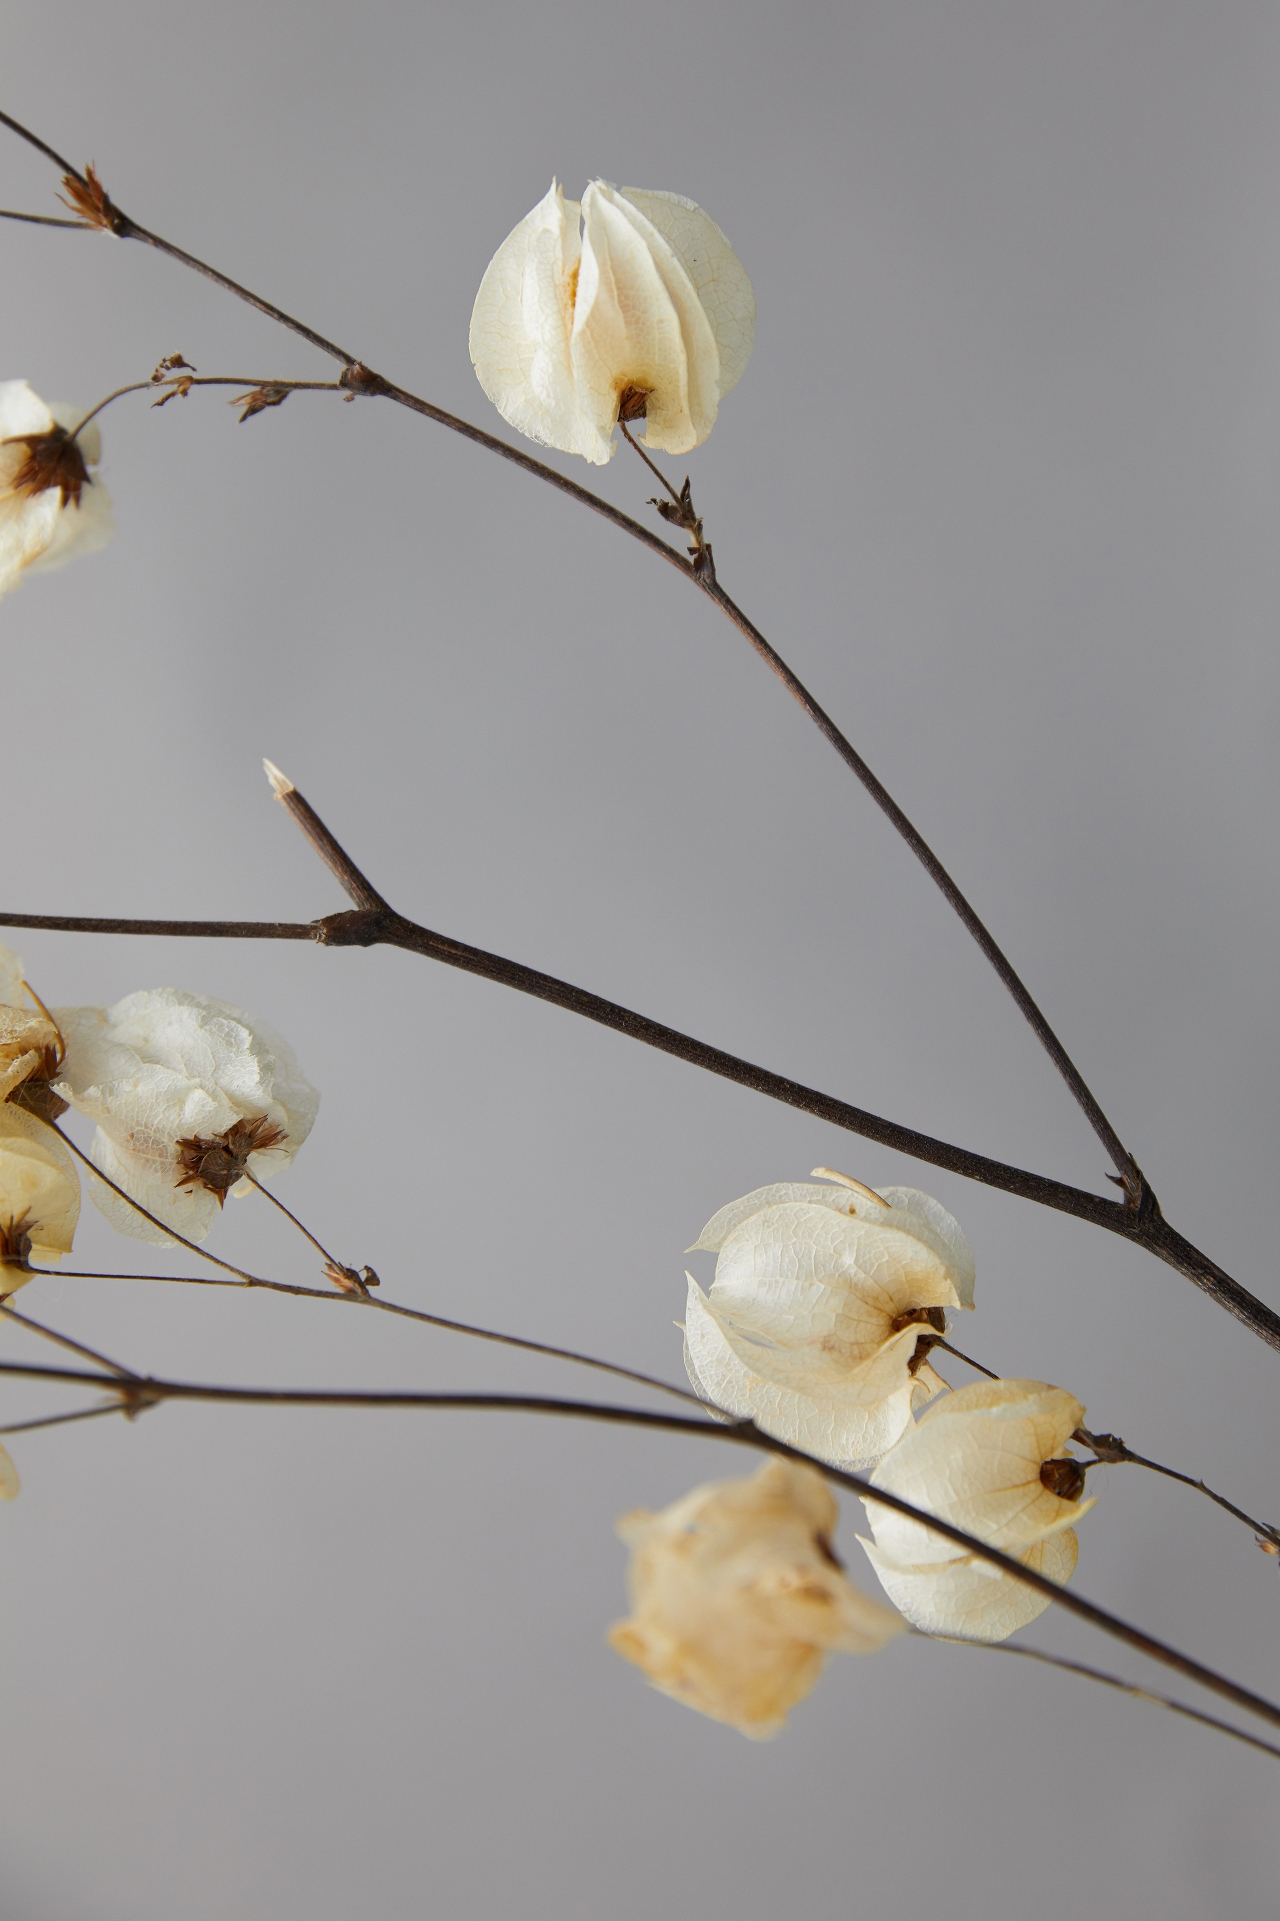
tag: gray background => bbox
[2,2,1279,1915]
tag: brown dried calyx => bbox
[888,1304,946,1377]
[175,1115,286,1203]
[2,428,90,508]
[0,1214,34,1271]
[1039,1456,1088,1503]
[616,384,652,422]
[57,163,123,234]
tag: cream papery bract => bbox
[0,381,113,600]
[682,1173,974,1472]
[53,989,319,1245]
[0,1102,79,1274]
[609,1457,903,1738]
[469,181,755,464]
[0,940,62,1107]
[858,1378,1096,1642]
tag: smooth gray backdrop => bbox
[2,4,1279,1916]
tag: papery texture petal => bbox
[469,182,591,458]
[610,1458,902,1736]
[621,188,755,393]
[865,1379,1092,1567]
[592,183,720,445]
[690,1180,895,1253]
[0,943,26,1009]
[683,1278,921,1469]
[0,1102,79,1268]
[25,476,113,576]
[0,489,61,598]
[574,184,694,457]
[857,1528,1078,1641]
[0,380,54,439]
[0,1443,18,1500]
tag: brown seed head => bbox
[1039,1456,1088,1503]
[0,1214,34,1270]
[616,384,652,422]
[174,1115,287,1203]
[2,428,90,508]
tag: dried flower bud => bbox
[0,1103,80,1279]
[53,988,318,1245]
[0,381,113,599]
[858,1379,1096,1642]
[0,942,66,1117]
[682,1172,974,1470]
[470,181,755,464]
[609,1458,903,1738]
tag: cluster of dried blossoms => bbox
[609,1172,1095,1736]
[0,942,316,1257]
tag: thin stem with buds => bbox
[0,1352,1275,1736]
[1075,1427,1280,1553]
[68,375,344,439]
[0,107,1143,1202]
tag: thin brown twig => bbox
[0,106,1141,1200]
[936,1635,1280,1762]
[5,771,1275,1347]
[0,1401,128,1437]
[1075,1427,1280,1552]
[31,1265,702,1407]
[0,1354,1275,1735]
[0,1299,139,1379]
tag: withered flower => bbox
[609,1458,903,1739]
[470,180,754,464]
[0,1103,80,1279]
[0,941,68,1120]
[683,1171,974,1471]
[0,381,113,599]
[858,1379,1096,1643]
[53,988,318,1245]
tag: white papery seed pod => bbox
[0,381,113,599]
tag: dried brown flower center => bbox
[174,1116,287,1204]
[2,427,90,508]
[616,385,652,422]
[0,1214,34,1269]
[1039,1456,1087,1503]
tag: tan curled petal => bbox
[469,181,590,458]
[865,1379,1094,1567]
[684,1277,924,1469]
[857,1528,1078,1642]
[0,943,26,1010]
[610,1458,902,1737]
[0,1102,79,1271]
[689,1180,896,1254]
[621,187,755,394]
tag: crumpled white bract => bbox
[858,1378,1095,1642]
[609,1457,904,1738]
[0,940,63,1107]
[53,988,319,1245]
[0,380,113,600]
[683,1171,974,1471]
[470,180,755,463]
[0,1100,79,1277]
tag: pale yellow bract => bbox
[609,1457,904,1739]
[469,181,755,464]
[0,1102,80,1274]
[682,1172,974,1471]
[858,1378,1096,1642]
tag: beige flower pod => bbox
[0,381,113,600]
[0,1444,18,1501]
[0,1102,80,1279]
[470,181,754,464]
[0,940,62,1108]
[609,1457,903,1738]
[858,1378,1096,1642]
[682,1172,973,1471]
[53,988,318,1245]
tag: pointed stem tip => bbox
[262,758,295,799]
